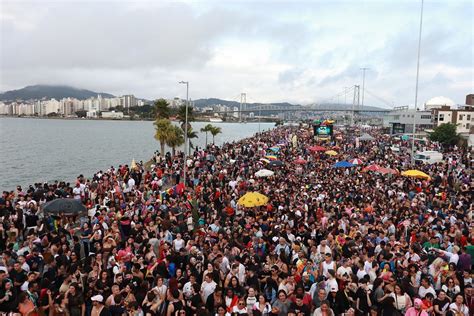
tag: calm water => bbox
[0,118,274,191]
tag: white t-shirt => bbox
[173,238,185,251]
[418,285,436,298]
[201,280,217,302]
[448,303,469,316]
[337,266,352,278]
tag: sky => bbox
[0,0,472,107]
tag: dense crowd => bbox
[0,125,472,316]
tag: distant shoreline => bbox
[0,115,279,123]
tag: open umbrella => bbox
[259,158,270,164]
[294,158,307,165]
[268,146,280,152]
[255,169,274,177]
[308,145,326,152]
[264,155,278,161]
[349,158,363,165]
[333,161,355,168]
[325,150,338,156]
[378,167,399,175]
[238,192,269,208]
[362,164,381,172]
[268,160,284,167]
[401,170,431,180]
[42,198,87,216]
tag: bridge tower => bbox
[240,93,246,122]
[351,85,360,126]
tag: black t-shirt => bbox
[9,269,27,287]
[433,297,450,315]
[289,302,311,316]
[356,288,371,313]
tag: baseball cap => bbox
[91,295,103,303]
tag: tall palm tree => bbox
[200,124,213,147]
[186,128,199,155]
[166,125,185,156]
[177,105,195,127]
[154,99,171,119]
[210,126,222,144]
[154,118,173,155]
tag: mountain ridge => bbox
[0,85,114,101]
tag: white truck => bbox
[414,151,444,164]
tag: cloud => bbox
[0,0,472,106]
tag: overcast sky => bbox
[1,0,472,107]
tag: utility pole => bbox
[411,0,424,166]
[360,68,369,108]
[179,81,189,186]
[352,85,360,126]
[240,93,246,122]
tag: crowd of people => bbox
[0,124,472,316]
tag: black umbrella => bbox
[42,198,87,216]
[268,160,284,167]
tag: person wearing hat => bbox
[404,298,428,316]
[91,294,110,316]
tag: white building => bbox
[101,111,124,119]
[383,106,433,134]
[432,105,474,134]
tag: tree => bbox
[154,118,173,155]
[200,124,213,147]
[186,127,199,154]
[166,125,185,156]
[429,123,460,147]
[75,110,87,118]
[210,126,222,144]
[176,105,195,126]
[154,99,171,119]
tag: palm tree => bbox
[210,126,222,144]
[200,124,213,147]
[166,125,185,156]
[186,127,199,155]
[154,99,171,119]
[176,105,195,127]
[154,118,173,155]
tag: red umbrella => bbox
[294,158,307,165]
[378,167,398,175]
[308,145,326,152]
[362,164,381,172]
[349,158,363,165]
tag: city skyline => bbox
[1,0,472,107]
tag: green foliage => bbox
[429,123,460,146]
[186,127,199,154]
[75,110,87,118]
[167,126,185,156]
[200,124,213,146]
[209,125,222,144]
[154,118,173,155]
[154,99,171,119]
[176,105,195,125]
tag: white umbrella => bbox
[255,169,274,177]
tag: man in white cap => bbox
[91,294,109,316]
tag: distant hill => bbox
[194,98,388,111]
[0,85,114,101]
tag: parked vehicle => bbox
[414,151,443,164]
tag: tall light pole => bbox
[179,81,189,186]
[360,67,369,107]
[411,0,424,165]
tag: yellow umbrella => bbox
[264,155,278,161]
[259,158,270,164]
[131,159,138,170]
[238,192,269,208]
[401,170,431,180]
[325,150,338,156]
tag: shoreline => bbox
[0,115,280,123]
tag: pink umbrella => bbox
[308,145,326,152]
[349,158,363,165]
[294,158,307,165]
[378,167,399,175]
[362,164,381,172]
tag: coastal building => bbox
[432,105,474,134]
[383,106,433,134]
[121,95,137,109]
[466,94,474,106]
[101,111,124,119]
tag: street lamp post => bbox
[179,81,189,186]
[411,0,424,165]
